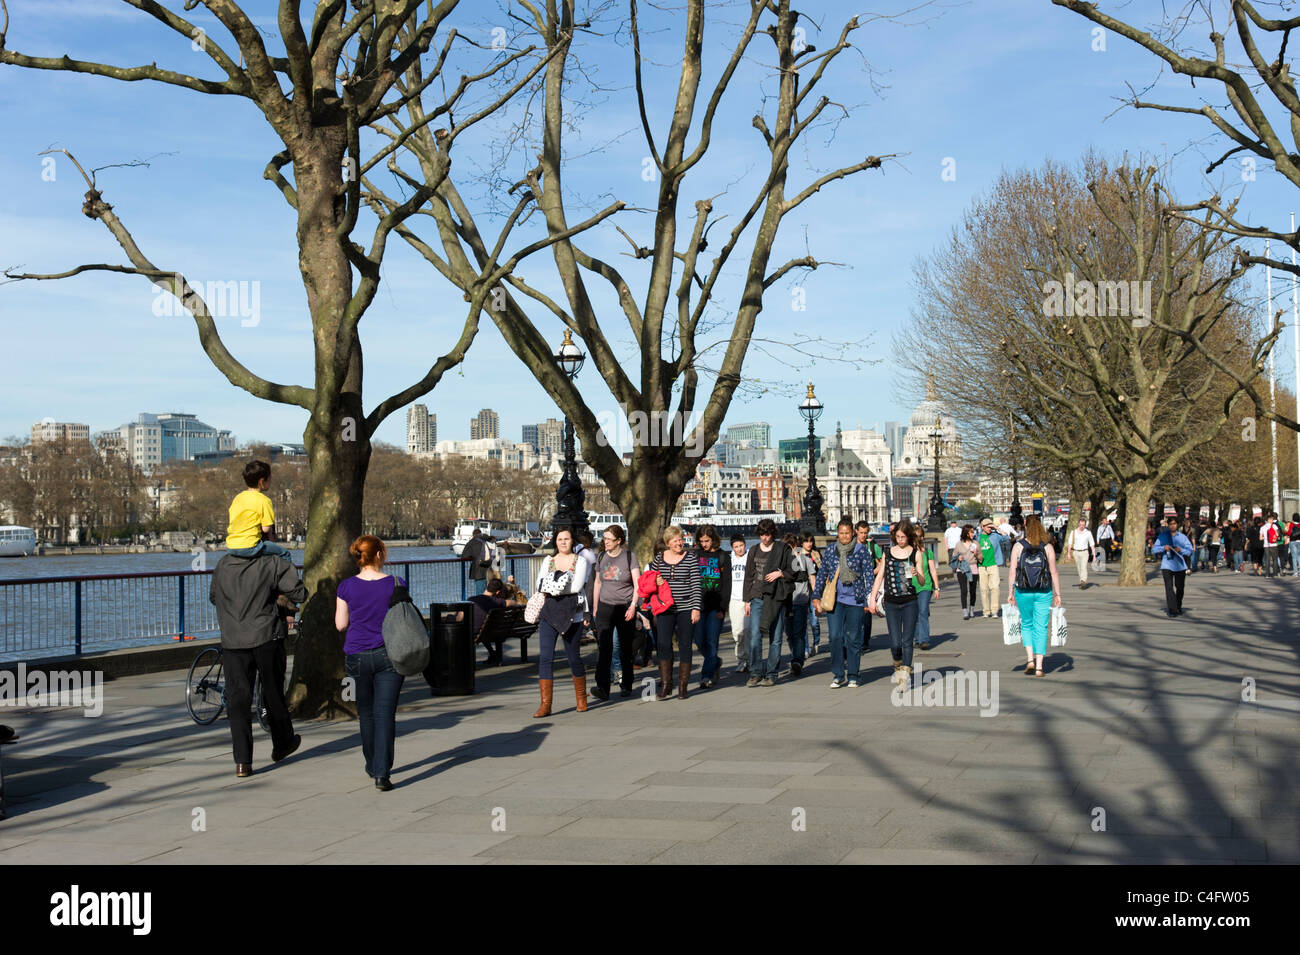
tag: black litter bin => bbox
[425,602,475,695]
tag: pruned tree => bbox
[1004,162,1263,585]
[0,1,615,715]
[1053,0,1300,432]
[380,0,895,557]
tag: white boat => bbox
[451,519,533,555]
[0,526,38,557]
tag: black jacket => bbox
[209,553,307,650]
[742,540,795,603]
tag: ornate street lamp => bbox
[926,415,946,532]
[550,329,590,540]
[799,382,825,535]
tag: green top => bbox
[977,533,998,568]
[914,544,935,592]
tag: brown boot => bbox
[656,661,673,700]
[533,678,553,718]
[677,662,690,700]
[573,673,588,712]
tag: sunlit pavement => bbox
[2,564,1297,864]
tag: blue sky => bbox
[2,0,1298,452]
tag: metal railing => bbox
[0,554,547,663]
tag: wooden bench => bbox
[475,605,535,665]
[477,604,537,663]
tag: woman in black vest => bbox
[868,520,926,688]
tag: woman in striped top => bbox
[647,525,701,700]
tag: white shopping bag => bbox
[1001,602,1021,645]
[1050,606,1068,647]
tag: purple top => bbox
[337,574,406,654]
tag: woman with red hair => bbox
[335,535,405,791]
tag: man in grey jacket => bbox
[209,551,307,777]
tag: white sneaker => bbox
[847,679,859,688]
[829,678,843,688]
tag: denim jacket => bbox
[814,541,875,606]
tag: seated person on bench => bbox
[469,579,510,666]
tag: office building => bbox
[407,404,437,453]
[470,408,499,440]
[30,420,90,445]
[726,421,772,448]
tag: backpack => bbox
[1015,542,1051,592]
[1290,523,1300,543]
[382,582,431,676]
[1267,523,1279,545]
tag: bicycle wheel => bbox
[254,674,270,733]
[186,646,226,725]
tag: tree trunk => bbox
[620,451,681,566]
[1087,487,1105,535]
[287,409,370,719]
[1116,478,1155,587]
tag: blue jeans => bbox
[809,606,821,649]
[748,597,785,677]
[1232,551,1244,572]
[786,601,809,666]
[694,608,724,681]
[883,599,918,669]
[228,540,292,560]
[826,602,864,681]
[344,646,404,780]
[915,589,933,646]
[1290,540,1300,576]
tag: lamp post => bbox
[926,415,946,532]
[1009,412,1022,522]
[550,329,589,540]
[799,382,825,535]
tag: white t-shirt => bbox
[944,526,962,551]
[1067,528,1096,552]
[998,521,1013,538]
[730,550,748,598]
[1097,523,1114,542]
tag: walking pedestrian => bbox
[209,537,307,779]
[727,534,750,671]
[693,525,730,689]
[912,526,940,651]
[592,524,640,699]
[951,524,980,620]
[532,528,591,717]
[1229,521,1246,573]
[1065,518,1096,589]
[1152,516,1194,617]
[869,520,926,688]
[1248,516,1265,575]
[1261,514,1282,577]
[742,518,794,687]
[802,535,823,654]
[855,520,884,651]
[462,528,490,596]
[1006,515,1062,678]
[784,533,812,676]
[1287,514,1300,578]
[335,535,405,790]
[976,518,1005,618]
[812,518,874,688]
[1208,523,1222,574]
[647,526,701,700]
[1096,518,1115,571]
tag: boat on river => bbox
[0,526,39,557]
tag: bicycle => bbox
[185,645,270,732]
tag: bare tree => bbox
[1053,0,1300,431]
[380,0,895,556]
[0,1,616,715]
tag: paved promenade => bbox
[2,564,1297,864]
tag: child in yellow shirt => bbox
[227,460,291,560]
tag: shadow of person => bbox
[390,723,549,787]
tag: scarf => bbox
[836,541,858,584]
